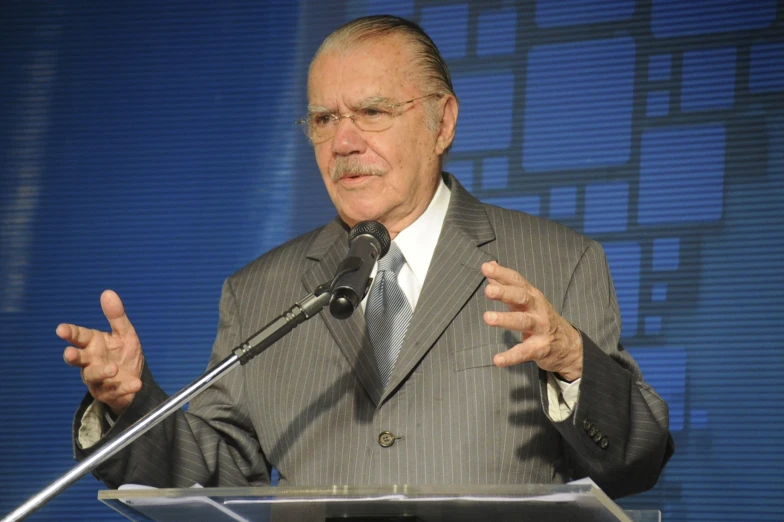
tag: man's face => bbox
[307,36,450,236]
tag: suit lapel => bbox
[302,219,385,405]
[381,175,496,402]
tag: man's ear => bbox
[435,95,458,155]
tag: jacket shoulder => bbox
[227,225,327,288]
[481,202,597,256]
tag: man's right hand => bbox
[59,290,144,416]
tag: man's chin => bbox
[337,206,386,229]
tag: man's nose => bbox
[331,116,366,155]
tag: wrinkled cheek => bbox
[313,149,333,179]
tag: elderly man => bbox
[60,15,673,499]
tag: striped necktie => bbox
[365,242,412,388]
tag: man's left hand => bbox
[482,261,583,381]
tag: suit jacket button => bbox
[592,430,603,443]
[583,419,592,431]
[378,431,396,447]
[600,436,609,449]
[588,425,598,437]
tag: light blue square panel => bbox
[482,195,541,216]
[452,72,515,153]
[536,0,635,28]
[604,241,640,337]
[651,0,777,38]
[652,282,667,302]
[477,7,517,56]
[681,47,737,112]
[419,4,469,60]
[648,54,671,81]
[638,125,725,225]
[646,91,669,117]
[481,157,509,190]
[523,38,635,172]
[653,237,680,271]
[584,181,629,234]
[549,186,577,218]
[750,42,784,93]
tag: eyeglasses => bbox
[296,93,442,144]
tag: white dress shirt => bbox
[360,177,452,314]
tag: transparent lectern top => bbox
[99,482,660,522]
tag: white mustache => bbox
[331,158,386,181]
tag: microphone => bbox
[329,220,391,320]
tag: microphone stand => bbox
[2,282,335,522]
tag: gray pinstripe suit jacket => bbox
[75,173,673,499]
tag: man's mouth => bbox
[339,172,375,185]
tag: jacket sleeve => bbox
[72,278,272,489]
[541,240,675,498]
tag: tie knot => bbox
[377,242,406,274]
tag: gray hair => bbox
[310,15,458,134]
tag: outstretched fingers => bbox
[63,345,87,367]
[58,290,144,414]
[483,309,535,334]
[481,261,532,289]
[88,376,143,407]
[100,289,134,336]
[82,361,118,384]
[493,337,550,367]
[484,281,532,309]
[482,262,536,311]
[56,323,96,348]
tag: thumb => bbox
[100,289,134,335]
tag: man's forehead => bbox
[307,37,418,103]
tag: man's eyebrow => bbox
[306,105,332,114]
[354,96,395,108]
[307,97,395,114]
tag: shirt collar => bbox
[393,176,451,286]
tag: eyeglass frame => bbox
[296,92,444,144]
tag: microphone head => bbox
[329,295,355,320]
[348,220,391,257]
[328,221,390,320]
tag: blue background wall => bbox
[1,1,782,520]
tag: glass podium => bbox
[98,482,661,522]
